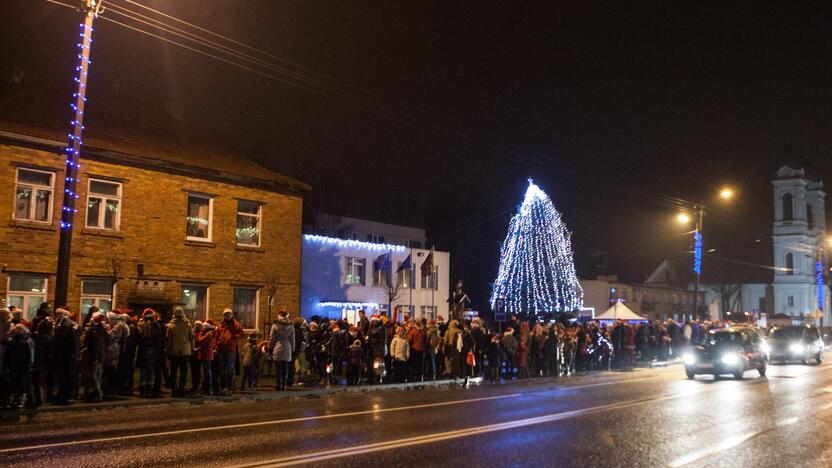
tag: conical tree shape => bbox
[490,180,583,314]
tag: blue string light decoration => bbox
[693,231,703,275]
[490,179,583,314]
[817,260,825,312]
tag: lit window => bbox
[236,200,261,246]
[421,265,439,290]
[14,168,54,223]
[420,305,437,321]
[373,261,389,287]
[86,179,121,230]
[181,284,208,322]
[233,287,258,329]
[81,278,114,316]
[7,274,47,321]
[345,257,366,286]
[186,194,212,241]
[397,263,414,288]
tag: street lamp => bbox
[676,213,692,224]
[719,187,734,200]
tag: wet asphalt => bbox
[2,354,832,468]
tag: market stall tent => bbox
[595,301,646,321]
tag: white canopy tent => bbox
[595,301,646,321]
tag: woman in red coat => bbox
[516,336,529,379]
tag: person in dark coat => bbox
[346,339,364,385]
[30,302,55,406]
[357,309,370,337]
[287,315,306,386]
[470,318,486,377]
[81,312,109,402]
[52,308,80,405]
[542,329,559,377]
[4,324,34,408]
[367,315,387,384]
[267,310,295,391]
[119,312,140,396]
[137,309,164,398]
[485,334,502,383]
[326,322,346,384]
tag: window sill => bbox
[185,240,217,248]
[82,228,124,239]
[9,219,56,231]
[235,245,265,253]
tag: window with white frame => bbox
[787,295,794,307]
[233,287,258,329]
[366,234,385,244]
[186,194,212,241]
[81,278,114,316]
[7,274,47,321]
[420,305,437,321]
[181,284,208,322]
[13,168,54,223]
[86,179,121,230]
[345,257,366,286]
[236,200,261,246]
[421,266,439,290]
[373,261,389,287]
[397,263,415,289]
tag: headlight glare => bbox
[683,353,695,365]
[789,343,805,354]
[721,353,739,365]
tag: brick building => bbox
[0,118,308,331]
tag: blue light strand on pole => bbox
[489,179,583,314]
[693,230,703,275]
[817,260,825,312]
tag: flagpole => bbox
[409,247,413,319]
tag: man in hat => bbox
[52,307,80,405]
[216,307,243,395]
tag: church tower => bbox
[771,144,829,322]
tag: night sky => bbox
[3,1,832,310]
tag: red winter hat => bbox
[370,314,381,321]
[349,325,358,333]
[142,308,155,317]
[429,320,436,326]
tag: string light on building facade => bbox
[490,179,583,314]
[303,234,407,253]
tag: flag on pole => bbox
[374,251,391,270]
[421,247,435,276]
[397,253,412,272]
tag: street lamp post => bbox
[691,203,704,322]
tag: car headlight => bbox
[760,342,771,354]
[721,353,739,365]
[789,343,805,354]
[683,353,696,365]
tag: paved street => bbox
[2,355,832,467]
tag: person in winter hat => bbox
[425,320,440,381]
[166,306,194,397]
[80,311,109,402]
[119,312,140,396]
[366,315,387,384]
[3,324,34,408]
[346,339,364,386]
[195,320,217,395]
[268,310,295,391]
[240,333,263,391]
[390,326,410,383]
[216,308,243,396]
[485,334,502,383]
[0,307,11,376]
[52,307,80,405]
[189,321,203,393]
[30,302,55,406]
[501,327,518,380]
[103,311,129,399]
[137,309,163,398]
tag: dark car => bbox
[683,328,767,380]
[766,325,824,365]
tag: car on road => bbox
[766,325,824,365]
[683,327,767,380]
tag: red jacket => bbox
[406,327,426,352]
[216,319,243,353]
[196,329,217,361]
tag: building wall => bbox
[313,214,427,248]
[301,235,449,322]
[0,142,303,329]
[581,279,701,322]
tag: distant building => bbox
[581,273,702,321]
[0,117,307,330]
[301,215,449,322]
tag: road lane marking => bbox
[229,391,709,468]
[0,393,521,454]
[667,417,799,467]
[0,373,668,453]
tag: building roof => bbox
[0,87,310,194]
[774,143,821,182]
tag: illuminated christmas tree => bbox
[490,180,583,314]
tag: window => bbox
[787,295,794,307]
[420,305,437,321]
[373,261,390,287]
[345,257,366,286]
[236,200,261,246]
[186,194,212,241]
[785,252,794,275]
[233,287,258,329]
[782,193,794,221]
[807,204,814,229]
[397,263,415,288]
[409,240,422,249]
[7,275,47,321]
[366,234,385,244]
[81,278,114,316]
[14,168,54,223]
[421,266,439,290]
[350,232,358,240]
[86,179,121,230]
[181,284,208,322]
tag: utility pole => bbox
[691,203,704,322]
[55,0,103,307]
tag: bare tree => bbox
[104,244,124,306]
[386,274,404,318]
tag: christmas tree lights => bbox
[490,179,583,314]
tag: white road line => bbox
[229,392,702,468]
[0,393,520,454]
[0,372,666,454]
[667,417,799,467]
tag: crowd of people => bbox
[0,301,722,410]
